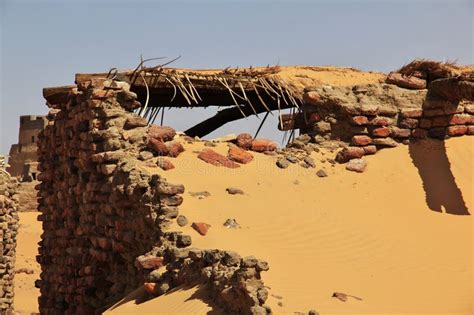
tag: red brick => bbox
[351,135,372,146]
[424,109,445,117]
[198,149,240,168]
[147,138,169,156]
[431,116,449,127]
[369,116,393,126]
[148,125,176,142]
[191,222,211,236]
[351,116,369,125]
[363,145,377,155]
[401,109,423,118]
[251,139,277,152]
[372,127,391,137]
[144,283,158,296]
[335,146,365,163]
[468,126,474,135]
[390,127,411,138]
[465,104,474,114]
[125,116,148,129]
[412,128,428,138]
[167,142,184,157]
[156,158,175,171]
[399,118,419,129]
[228,146,254,164]
[137,256,164,270]
[236,133,253,149]
[308,112,322,123]
[303,91,321,105]
[449,114,472,125]
[91,89,114,100]
[418,118,432,129]
[447,125,468,137]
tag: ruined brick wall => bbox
[37,78,270,314]
[295,84,473,162]
[0,166,19,313]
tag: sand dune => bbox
[109,136,472,314]
[15,137,472,314]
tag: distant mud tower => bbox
[0,162,20,313]
[7,115,47,178]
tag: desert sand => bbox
[14,212,41,314]
[15,137,472,314]
[109,136,472,315]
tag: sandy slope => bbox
[15,138,472,314]
[110,136,472,315]
[14,212,41,314]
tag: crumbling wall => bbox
[37,78,270,314]
[290,84,473,162]
[0,164,19,313]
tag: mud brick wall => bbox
[0,169,19,313]
[298,85,473,162]
[37,78,270,314]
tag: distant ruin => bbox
[30,60,474,314]
[7,115,47,180]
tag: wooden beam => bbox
[185,102,294,138]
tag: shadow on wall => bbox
[409,139,469,215]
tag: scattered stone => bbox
[136,256,164,270]
[138,150,154,161]
[148,138,169,156]
[15,268,34,275]
[191,222,211,236]
[204,141,217,147]
[335,146,365,163]
[303,156,316,168]
[148,125,176,142]
[198,149,240,168]
[223,218,241,229]
[276,158,290,169]
[189,191,211,199]
[362,145,377,155]
[316,169,328,177]
[346,159,367,173]
[236,133,253,149]
[176,215,188,227]
[286,155,299,163]
[228,146,253,164]
[156,158,175,171]
[251,139,277,152]
[226,187,244,195]
[210,134,237,142]
[167,142,185,157]
[308,310,319,315]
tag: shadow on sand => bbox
[408,139,469,215]
[105,284,224,314]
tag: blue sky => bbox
[1,0,472,154]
